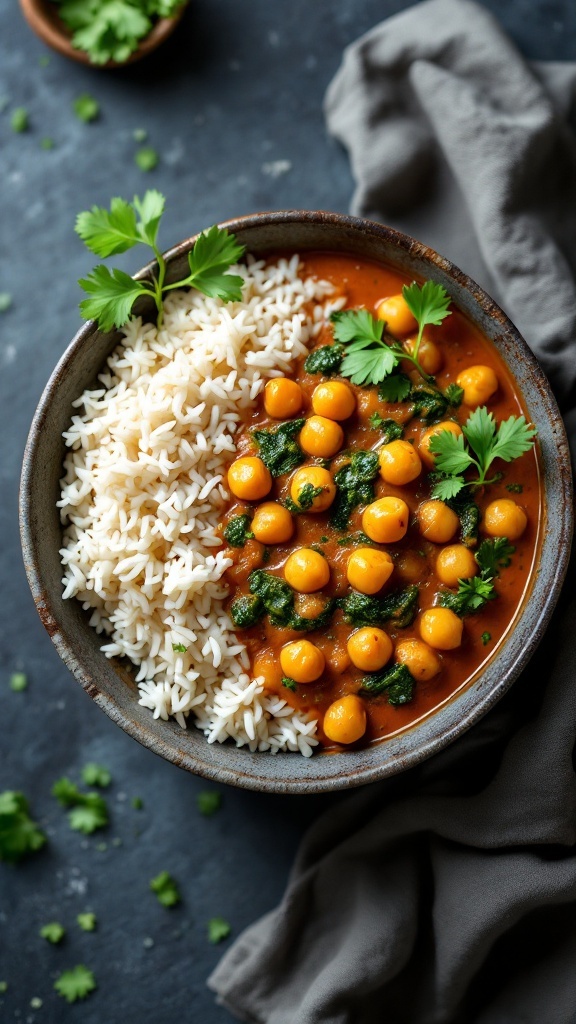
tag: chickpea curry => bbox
[219,253,540,750]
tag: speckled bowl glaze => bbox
[19,0,187,67]
[20,212,573,793]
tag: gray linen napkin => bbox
[209,3,576,1021]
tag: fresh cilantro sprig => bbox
[150,870,181,907]
[40,922,66,943]
[331,282,451,388]
[438,536,516,616]
[54,0,184,65]
[402,280,451,365]
[429,407,537,500]
[76,191,245,331]
[207,916,232,944]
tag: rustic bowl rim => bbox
[18,0,187,67]
[19,210,574,793]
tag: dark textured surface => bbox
[0,1,573,1020]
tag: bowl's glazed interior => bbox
[20,212,573,793]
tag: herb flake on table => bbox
[73,93,100,123]
[0,791,46,863]
[54,965,96,1004]
[40,922,66,943]
[197,790,222,816]
[0,293,12,312]
[77,912,97,932]
[150,870,181,907]
[10,107,28,132]
[81,763,111,788]
[207,917,232,944]
[135,146,159,172]
[9,672,27,692]
[76,192,246,331]
[52,778,108,834]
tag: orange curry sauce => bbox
[220,253,541,748]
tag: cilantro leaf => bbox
[132,796,143,809]
[79,266,149,332]
[489,415,538,463]
[445,383,464,407]
[402,280,451,332]
[207,917,232,944]
[438,576,496,616]
[281,677,297,692]
[428,429,474,476]
[77,912,97,932]
[150,871,181,907]
[66,1,151,64]
[430,474,467,501]
[462,405,497,460]
[331,309,399,386]
[81,763,111,788]
[172,642,188,653]
[0,293,12,313]
[481,631,492,645]
[133,189,165,247]
[75,197,141,257]
[40,922,65,943]
[183,225,245,301]
[197,791,222,817]
[0,791,46,863]
[54,965,96,1003]
[331,308,383,345]
[73,93,100,123]
[378,373,412,403]
[475,537,515,578]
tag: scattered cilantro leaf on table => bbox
[0,293,12,312]
[77,912,97,932]
[0,981,7,993]
[150,871,181,907]
[52,778,108,834]
[197,791,222,817]
[76,192,245,330]
[40,922,65,944]
[40,137,55,150]
[73,93,100,123]
[135,146,159,171]
[81,763,111,788]
[10,107,28,132]
[207,917,232,944]
[429,407,537,499]
[133,127,147,142]
[0,791,46,863]
[54,965,96,1003]
[132,796,143,809]
[9,672,27,692]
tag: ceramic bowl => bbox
[19,0,186,67]
[20,211,573,793]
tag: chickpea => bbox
[290,466,336,513]
[323,694,367,744]
[228,456,272,501]
[280,639,325,683]
[294,593,328,621]
[251,502,294,545]
[418,421,463,468]
[312,380,356,421]
[456,365,498,407]
[404,334,443,375]
[376,294,417,336]
[347,548,394,594]
[483,499,527,540]
[284,548,330,593]
[420,607,463,650]
[264,377,304,418]
[347,627,393,671]
[395,638,441,681]
[254,651,282,691]
[300,415,344,458]
[378,439,422,486]
[418,500,459,544]
[362,496,410,544]
[436,544,478,587]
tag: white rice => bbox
[58,254,344,756]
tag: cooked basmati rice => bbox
[58,254,344,756]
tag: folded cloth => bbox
[209,3,576,1022]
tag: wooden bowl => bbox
[19,211,573,793]
[19,0,187,67]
